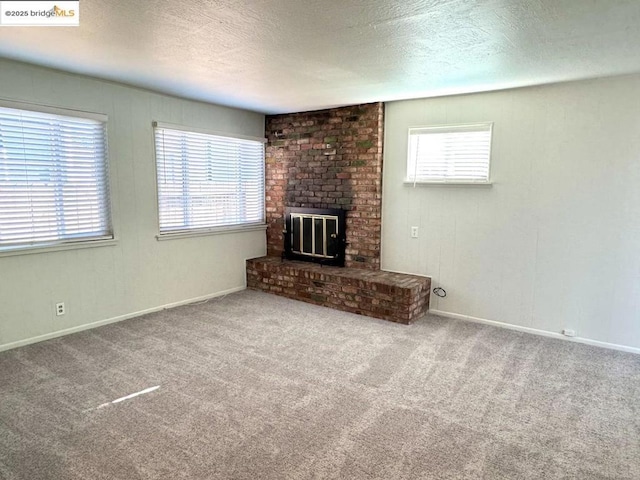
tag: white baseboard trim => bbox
[429,309,640,355]
[0,286,246,353]
[380,267,431,278]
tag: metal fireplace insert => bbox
[284,207,346,266]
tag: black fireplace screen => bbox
[284,207,346,266]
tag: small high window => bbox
[406,123,493,184]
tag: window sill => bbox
[0,238,118,258]
[156,223,267,241]
[404,180,493,187]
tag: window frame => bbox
[0,99,116,257]
[405,122,494,186]
[152,121,267,240]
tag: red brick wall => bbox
[265,102,384,270]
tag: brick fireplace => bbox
[246,102,431,324]
[265,102,384,269]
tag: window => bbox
[0,103,112,252]
[153,123,265,235]
[406,123,493,184]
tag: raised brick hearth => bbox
[249,102,432,325]
[247,257,431,324]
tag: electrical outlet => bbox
[411,226,419,238]
[56,302,65,316]
[562,329,576,337]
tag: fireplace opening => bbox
[283,207,346,266]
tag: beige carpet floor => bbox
[0,289,639,479]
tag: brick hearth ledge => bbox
[246,256,431,325]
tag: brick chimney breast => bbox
[265,102,384,270]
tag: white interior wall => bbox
[382,75,640,351]
[0,60,266,351]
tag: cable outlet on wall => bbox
[56,302,66,316]
[562,328,576,337]
[411,226,419,238]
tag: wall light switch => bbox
[411,226,419,238]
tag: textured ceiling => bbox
[0,0,640,114]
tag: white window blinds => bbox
[154,124,265,234]
[0,105,112,252]
[407,123,492,183]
